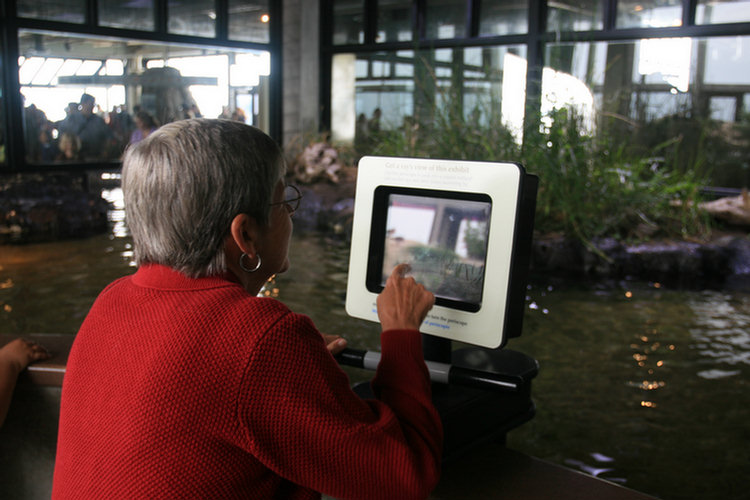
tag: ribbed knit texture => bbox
[52,264,442,500]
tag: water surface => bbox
[1,213,747,500]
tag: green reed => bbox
[349,98,711,246]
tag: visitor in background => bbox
[38,127,57,162]
[230,108,247,123]
[107,105,135,153]
[368,107,382,133]
[355,112,369,152]
[53,118,442,500]
[57,94,111,161]
[183,102,202,119]
[56,133,82,162]
[23,102,50,162]
[0,338,50,427]
[129,110,159,145]
[218,105,232,119]
[55,102,80,137]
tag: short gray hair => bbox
[122,118,284,277]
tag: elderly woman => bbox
[52,119,442,500]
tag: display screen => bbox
[366,186,492,312]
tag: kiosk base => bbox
[353,348,538,461]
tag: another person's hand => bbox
[376,263,435,331]
[0,338,51,376]
[322,333,347,355]
[0,339,51,427]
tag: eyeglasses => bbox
[269,184,302,215]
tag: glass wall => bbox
[229,0,271,43]
[99,0,156,31]
[696,0,750,24]
[324,0,750,189]
[616,0,683,28]
[3,0,275,169]
[333,0,365,45]
[546,0,603,31]
[168,0,216,38]
[425,0,469,39]
[545,35,750,186]
[377,0,412,43]
[479,0,528,35]
[18,31,271,165]
[332,45,527,158]
[17,0,87,24]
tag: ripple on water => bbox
[688,291,750,366]
[1,227,749,500]
[696,369,742,379]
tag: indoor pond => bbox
[0,192,748,500]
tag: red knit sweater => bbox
[52,264,442,500]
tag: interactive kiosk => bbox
[338,156,540,459]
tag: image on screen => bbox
[378,191,492,311]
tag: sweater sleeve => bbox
[236,313,442,500]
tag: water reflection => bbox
[101,187,130,242]
[0,208,748,500]
[0,232,134,335]
[509,282,750,500]
[688,291,750,370]
[564,453,626,485]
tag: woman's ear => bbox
[228,213,261,256]
[225,213,269,293]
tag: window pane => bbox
[709,96,736,121]
[547,0,604,31]
[331,45,527,157]
[333,0,365,45]
[616,0,682,28]
[229,1,270,43]
[479,0,528,36]
[18,30,271,165]
[99,0,155,31]
[377,0,412,43]
[425,0,467,39]
[168,0,216,38]
[696,0,750,24]
[545,36,750,188]
[17,0,86,23]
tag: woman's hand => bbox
[322,333,347,355]
[376,263,435,331]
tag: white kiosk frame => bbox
[346,156,537,349]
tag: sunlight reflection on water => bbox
[101,187,130,242]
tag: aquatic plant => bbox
[346,100,711,246]
[522,107,711,244]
